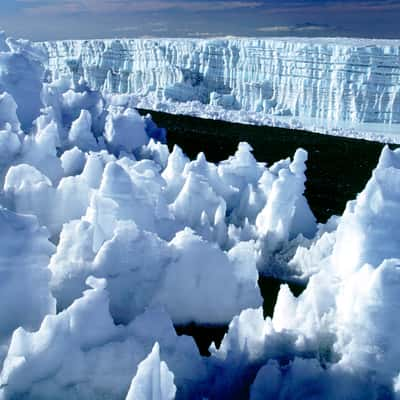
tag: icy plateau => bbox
[40,37,400,142]
[0,32,400,399]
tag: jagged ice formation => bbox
[39,37,400,142]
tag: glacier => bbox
[39,37,400,142]
[2,31,400,399]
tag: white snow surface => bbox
[38,37,400,143]
[1,33,400,399]
[125,342,177,400]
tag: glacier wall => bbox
[39,38,400,136]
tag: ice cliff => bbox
[39,37,400,142]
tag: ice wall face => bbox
[40,38,400,139]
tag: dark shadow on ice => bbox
[174,277,305,356]
[258,276,305,318]
[175,324,228,356]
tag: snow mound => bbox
[0,279,205,399]
[0,207,55,345]
[202,145,400,398]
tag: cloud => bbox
[179,31,233,38]
[19,1,82,15]
[326,0,400,12]
[10,0,400,41]
[261,0,400,14]
[15,0,400,17]
[112,22,169,34]
[18,0,264,16]
[257,26,294,33]
[112,26,140,33]
[257,23,332,33]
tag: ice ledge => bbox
[38,37,400,143]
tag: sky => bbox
[0,0,400,41]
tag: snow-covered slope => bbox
[39,37,400,142]
[4,33,400,399]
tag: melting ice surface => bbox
[0,32,400,399]
[39,37,400,143]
